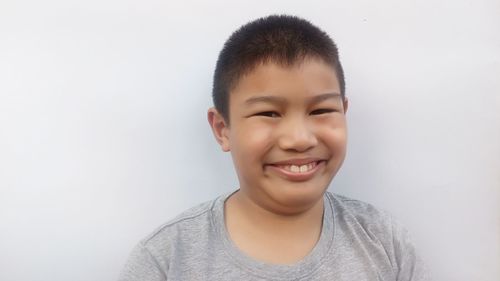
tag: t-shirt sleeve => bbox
[118,242,167,281]
[390,215,429,281]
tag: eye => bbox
[255,111,280,118]
[310,108,337,115]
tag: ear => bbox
[207,107,230,152]
[342,98,349,114]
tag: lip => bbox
[265,159,326,182]
[269,157,324,166]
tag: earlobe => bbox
[207,108,230,152]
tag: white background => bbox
[1,0,499,280]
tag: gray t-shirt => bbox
[119,191,427,280]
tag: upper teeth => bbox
[286,163,314,173]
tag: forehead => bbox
[230,58,340,101]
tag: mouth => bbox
[273,161,319,173]
[266,159,326,181]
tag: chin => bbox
[265,182,328,213]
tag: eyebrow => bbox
[309,92,342,104]
[244,92,342,106]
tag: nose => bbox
[277,118,318,152]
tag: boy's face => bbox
[208,58,348,214]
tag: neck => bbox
[226,189,324,240]
[224,190,325,264]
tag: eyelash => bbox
[310,108,336,115]
[254,109,336,118]
[255,111,280,118]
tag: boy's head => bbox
[208,15,348,214]
[212,15,345,124]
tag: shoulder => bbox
[326,192,428,279]
[326,192,393,226]
[145,198,216,242]
[326,192,398,251]
[138,196,221,260]
[120,195,225,279]
[119,199,222,280]
[326,192,417,244]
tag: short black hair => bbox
[212,14,346,122]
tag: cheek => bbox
[324,132,345,146]
[318,121,348,153]
[230,123,275,160]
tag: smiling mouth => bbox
[266,159,326,181]
[274,161,318,173]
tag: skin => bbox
[207,57,348,264]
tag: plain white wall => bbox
[1,0,499,280]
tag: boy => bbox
[119,15,427,280]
